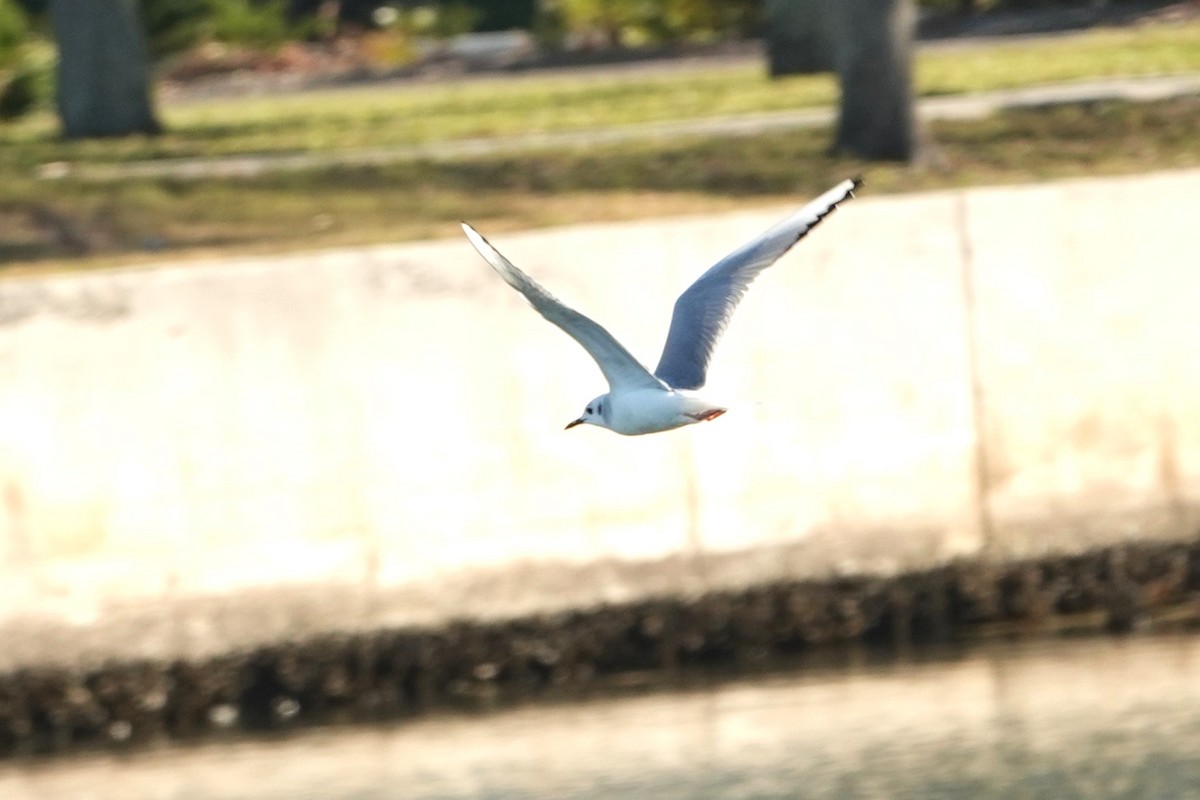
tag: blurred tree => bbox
[49,0,161,137]
[830,0,918,161]
[764,0,834,76]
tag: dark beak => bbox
[565,418,585,430]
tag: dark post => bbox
[831,0,917,161]
[764,0,836,77]
[49,0,161,139]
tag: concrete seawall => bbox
[1,170,1198,669]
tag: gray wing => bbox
[653,177,862,390]
[462,223,666,393]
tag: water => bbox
[3,633,1200,799]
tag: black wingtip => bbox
[849,175,865,194]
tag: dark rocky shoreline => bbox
[3,534,1199,761]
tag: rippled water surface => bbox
[4,634,1200,799]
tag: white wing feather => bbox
[462,223,665,393]
[653,178,862,390]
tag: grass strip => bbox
[1,95,1198,270]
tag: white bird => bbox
[462,177,862,436]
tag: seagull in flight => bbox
[462,177,862,436]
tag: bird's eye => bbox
[586,406,593,414]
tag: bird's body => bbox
[577,387,726,436]
[462,178,861,436]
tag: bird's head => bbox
[565,394,610,431]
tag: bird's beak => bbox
[565,418,585,430]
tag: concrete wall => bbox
[1,170,1197,667]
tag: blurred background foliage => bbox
[1,0,1176,78]
[0,0,1182,121]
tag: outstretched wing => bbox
[462,223,665,393]
[653,178,862,390]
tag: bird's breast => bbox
[608,389,718,436]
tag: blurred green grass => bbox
[3,95,1197,271]
[1,20,1199,270]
